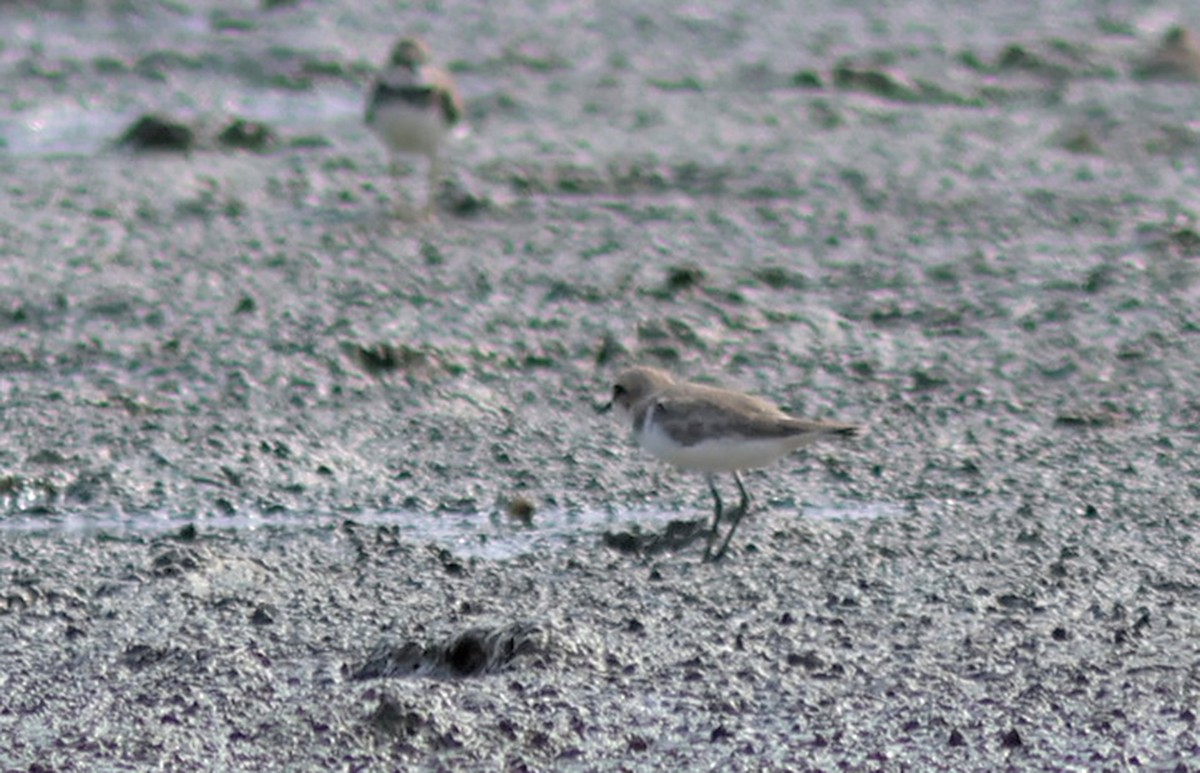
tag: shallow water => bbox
[0,500,897,560]
[1,88,363,156]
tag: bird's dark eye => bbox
[612,384,626,398]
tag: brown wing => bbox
[778,415,861,437]
[430,68,463,126]
[685,382,784,417]
[648,395,795,447]
[652,389,859,447]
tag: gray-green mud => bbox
[2,1,1200,769]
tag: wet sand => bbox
[2,1,1200,769]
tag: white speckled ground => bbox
[2,1,1200,769]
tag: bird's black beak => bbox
[595,400,613,415]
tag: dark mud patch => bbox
[117,114,195,152]
[602,517,709,556]
[351,621,548,679]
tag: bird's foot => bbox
[704,501,749,563]
[702,523,730,563]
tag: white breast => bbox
[367,102,447,157]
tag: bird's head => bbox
[596,366,675,418]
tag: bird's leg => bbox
[702,474,724,562]
[710,472,752,562]
[386,155,417,221]
[422,152,441,221]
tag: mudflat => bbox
[2,2,1199,769]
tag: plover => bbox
[364,37,463,219]
[1136,26,1200,82]
[601,366,860,561]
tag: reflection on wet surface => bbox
[0,500,899,560]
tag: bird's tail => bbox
[827,423,862,438]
